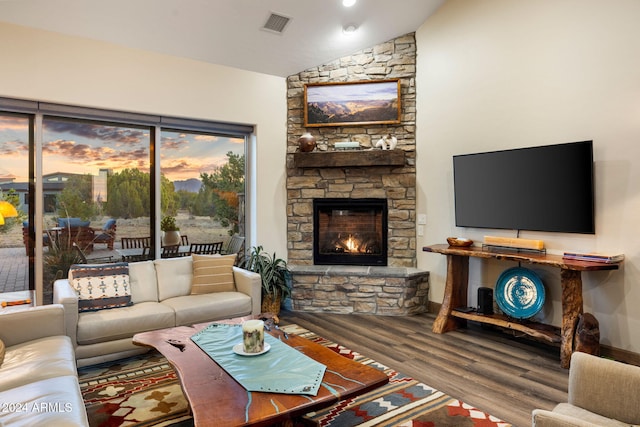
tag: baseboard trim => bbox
[427,301,639,366]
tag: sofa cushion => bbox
[0,376,89,427]
[76,301,175,345]
[58,217,91,227]
[128,260,159,303]
[69,263,132,312]
[0,336,76,392]
[154,257,193,301]
[191,254,237,294]
[162,292,253,326]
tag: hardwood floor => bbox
[280,310,569,427]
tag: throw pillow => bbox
[0,338,4,367]
[69,263,132,312]
[191,254,236,294]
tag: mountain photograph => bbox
[305,80,400,126]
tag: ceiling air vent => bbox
[262,12,291,34]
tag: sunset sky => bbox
[0,115,244,183]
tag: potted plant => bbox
[160,215,181,246]
[239,245,291,315]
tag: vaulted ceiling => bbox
[0,0,444,77]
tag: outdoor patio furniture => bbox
[93,218,117,250]
[223,235,245,256]
[121,236,151,249]
[72,243,114,264]
[189,242,224,255]
[59,225,95,253]
[161,244,180,258]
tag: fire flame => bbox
[345,235,358,252]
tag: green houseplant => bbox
[160,216,181,246]
[239,245,291,314]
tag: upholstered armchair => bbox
[532,351,640,426]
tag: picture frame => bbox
[303,79,401,127]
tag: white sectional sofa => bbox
[54,255,262,367]
[0,304,89,426]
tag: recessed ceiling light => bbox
[342,0,356,7]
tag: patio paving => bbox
[0,246,120,293]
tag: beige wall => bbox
[0,21,288,257]
[416,0,640,353]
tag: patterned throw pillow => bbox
[191,254,237,294]
[69,263,132,312]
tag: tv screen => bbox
[453,141,595,234]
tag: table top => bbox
[133,317,388,427]
[423,244,621,271]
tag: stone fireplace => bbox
[285,33,429,315]
[314,198,387,266]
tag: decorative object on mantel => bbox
[446,237,473,247]
[334,141,360,150]
[297,132,317,152]
[374,134,397,150]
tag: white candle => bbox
[242,319,264,353]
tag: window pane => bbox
[41,117,151,302]
[0,114,30,293]
[160,130,245,253]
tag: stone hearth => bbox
[290,265,429,315]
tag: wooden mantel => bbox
[293,149,406,168]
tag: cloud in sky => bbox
[1,118,244,182]
[44,121,147,146]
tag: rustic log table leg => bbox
[560,269,584,368]
[433,254,469,333]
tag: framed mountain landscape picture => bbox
[304,79,401,127]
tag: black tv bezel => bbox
[452,140,595,234]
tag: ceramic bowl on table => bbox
[447,237,474,247]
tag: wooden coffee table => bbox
[133,316,388,427]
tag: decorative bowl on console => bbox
[447,237,473,247]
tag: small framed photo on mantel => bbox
[303,79,401,127]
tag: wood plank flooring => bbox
[280,310,569,427]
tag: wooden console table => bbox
[423,244,621,368]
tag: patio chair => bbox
[223,235,245,256]
[189,242,224,255]
[161,244,180,258]
[72,243,114,264]
[181,235,189,245]
[59,223,95,253]
[93,218,117,250]
[121,237,151,249]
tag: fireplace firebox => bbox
[313,198,388,266]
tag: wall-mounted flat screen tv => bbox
[453,140,595,234]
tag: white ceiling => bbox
[0,0,444,77]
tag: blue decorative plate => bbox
[495,267,545,319]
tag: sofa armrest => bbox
[532,409,601,427]
[233,266,261,315]
[53,279,80,346]
[0,304,65,347]
[568,352,640,424]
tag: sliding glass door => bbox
[0,97,252,304]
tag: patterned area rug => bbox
[78,324,511,427]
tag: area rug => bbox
[78,324,511,427]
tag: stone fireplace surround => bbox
[285,33,429,315]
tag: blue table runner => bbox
[190,323,326,395]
